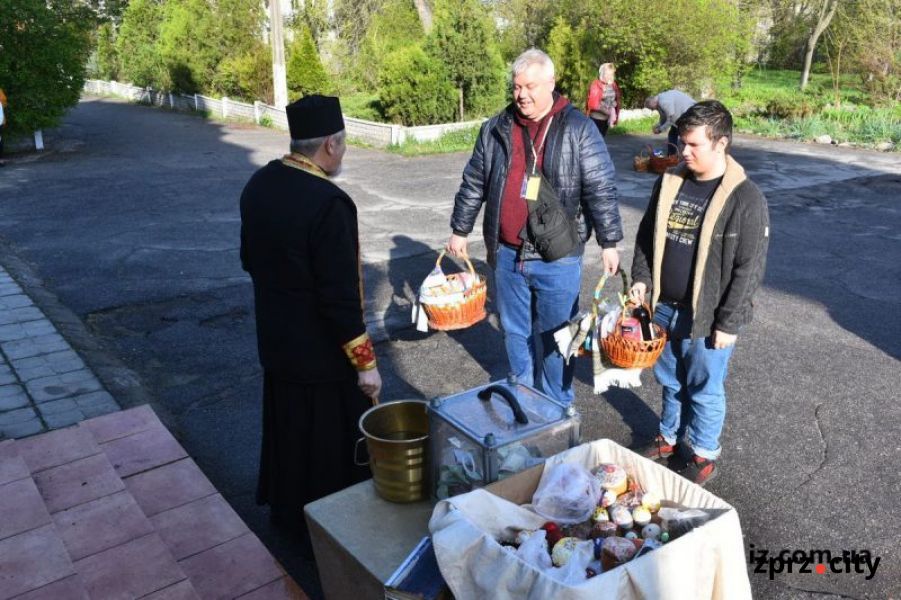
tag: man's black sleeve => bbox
[450,121,490,236]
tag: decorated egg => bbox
[659,531,670,543]
[591,507,610,523]
[641,492,662,512]
[551,537,579,567]
[624,531,638,540]
[641,523,662,541]
[632,506,652,527]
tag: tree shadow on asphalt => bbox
[10,100,899,600]
[382,235,508,393]
[609,134,901,361]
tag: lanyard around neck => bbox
[520,115,554,176]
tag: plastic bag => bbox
[600,307,621,339]
[532,463,601,524]
[658,507,711,539]
[515,529,553,571]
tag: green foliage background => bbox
[378,46,457,125]
[544,0,751,108]
[0,0,94,135]
[354,0,425,89]
[425,0,506,121]
[111,0,271,101]
[287,24,331,99]
[116,0,166,88]
[19,0,894,140]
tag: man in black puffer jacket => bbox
[446,48,623,405]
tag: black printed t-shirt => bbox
[659,175,723,304]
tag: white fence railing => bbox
[84,79,492,147]
[84,79,653,147]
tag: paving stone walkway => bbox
[0,405,305,599]
[0,266,119,439]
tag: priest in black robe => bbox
[240,95,381,543]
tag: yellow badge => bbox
[524,176,541,201]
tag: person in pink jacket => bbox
[585,63,622,138]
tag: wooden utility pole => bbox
[269,0,288,108]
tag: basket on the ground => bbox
[419,251,487,331]
[594,270,667,369]
[647,143,680,174]
[633,147,650,172]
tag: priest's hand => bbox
[358,368,382,404]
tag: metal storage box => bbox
[429,378,580,500]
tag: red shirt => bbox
[498,95,570,247]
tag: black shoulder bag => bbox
[520,118,580,262]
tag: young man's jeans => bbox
[652,302,734,460]
[495,244,581,405]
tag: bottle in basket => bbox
[632,305,654,341]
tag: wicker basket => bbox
[594,270,667,369]
[647,143,680,174]
[633,147,650,172]
[419,251,487,331]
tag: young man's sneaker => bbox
[680,455,717,486]
[635,434,677,462]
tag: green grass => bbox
[346,68,897,153]
[714,68,899,149]
[341,92,383,122]
[387,125,481,156]
[608,116,657,136]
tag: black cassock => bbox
[240,158,371,534]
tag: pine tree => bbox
[286,24,331,99]
[426,0,505,121]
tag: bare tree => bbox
[800,0,838,89]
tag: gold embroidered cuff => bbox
[342,333,377,371]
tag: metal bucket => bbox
[356,400,429,503]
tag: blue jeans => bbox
[495,244,581,405]
[652,303,734,460]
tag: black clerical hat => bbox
[286,95,345,140]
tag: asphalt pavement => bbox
[0,96,899,599]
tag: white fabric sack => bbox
[429,439,752,600]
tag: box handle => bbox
[477,385,529,425]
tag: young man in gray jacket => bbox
[630,100,769,485]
